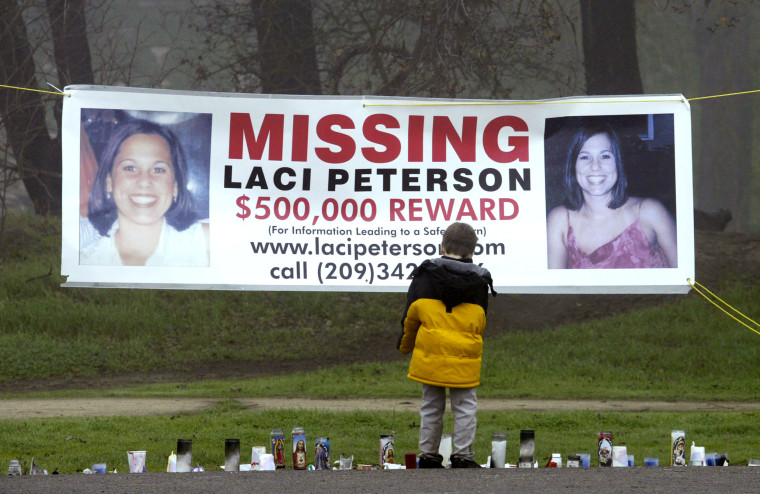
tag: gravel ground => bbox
[3,466,760,494]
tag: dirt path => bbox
[4,397,760,419]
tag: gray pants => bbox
[419,384,478,461]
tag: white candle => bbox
[491,433,507,468]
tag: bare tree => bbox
[185,0,323,93]
[46,0,94,129]
[187,0,583,99]
[0,0,65,216]
[320,0,583,99]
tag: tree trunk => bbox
[0,0,62,215]
[251,0,321,94]
[46,0,95,168]
[46,0,94,87]
[580,0,643,95]
[0,0,94,216]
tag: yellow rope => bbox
[2,83,758,104]
[687,89,760,101]
[0,83,70,97]
[362,89,760,107]
[688,278,760,336]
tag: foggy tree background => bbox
[1,0,758,236]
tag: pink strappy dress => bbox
[566,210,669,269]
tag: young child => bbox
[397,222,495,468]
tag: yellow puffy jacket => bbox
[398,257,494,388]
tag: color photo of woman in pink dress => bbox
[546,117,677,269]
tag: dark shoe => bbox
[418,457,444,469]
[451,457,481,468]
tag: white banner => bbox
[61,86,694,293]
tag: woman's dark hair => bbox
[87,119,197,236]
[563,122,628,210]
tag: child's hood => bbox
[423,257,495,312]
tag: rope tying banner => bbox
[688,278,760,336]
[362,89,760,107]
[1,83,758,104]
[0,83,70,97]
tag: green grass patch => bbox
[1,408,759,473]
[4,282,757,401]
[0,214,403,381]
[481,281,760,401]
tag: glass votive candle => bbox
[644,457,659,467]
